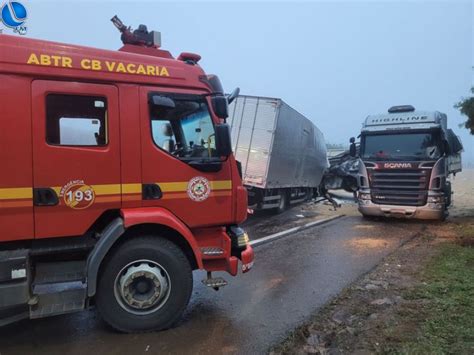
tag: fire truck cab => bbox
[0,20,253,332]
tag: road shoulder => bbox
[271,216,474,354]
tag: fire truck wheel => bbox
[96,236,193,333]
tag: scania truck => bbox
[0,17,254,332]
[357,105,463,220]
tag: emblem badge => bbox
[187,176,211,202]
[60,180,95,209]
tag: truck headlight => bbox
[427,196,443,204]
[359,192,371,200]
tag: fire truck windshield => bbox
[361,132,443,161]
[150,95,218,160]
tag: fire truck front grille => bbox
[369,168,431,206]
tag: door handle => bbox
[142,184,163,200]
[33,188,59,206]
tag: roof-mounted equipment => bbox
[111,15,161,48]
[388,105,416,113]
[177,52,201,65]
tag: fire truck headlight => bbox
[228,226,250,251]
[238,232,250,248]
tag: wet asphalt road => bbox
[0,215,426,355]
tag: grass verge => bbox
[385,243,474,353]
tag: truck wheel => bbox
[362,214,379,221]
[96,236,193,333]
[444,181,452,207]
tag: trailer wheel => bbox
[96,236,193,333]
[274,190,288,214]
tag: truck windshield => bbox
[150,95,218,159]
[361,132,442,161]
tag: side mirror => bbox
[227,87,240,104]
[150,95,175,108]
[349,137,357,157]
[215,123,232,157]
[443,140,451,155]
[212,95,229,119]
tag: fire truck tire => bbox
[96,235,193,333]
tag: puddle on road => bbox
[262,277,286,291]
[352,224,376,230]
[345,237,391,253]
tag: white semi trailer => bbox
[228,95,328,213]
[357,105,463,220]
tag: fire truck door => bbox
[31,81,121,239]
[139,87,233,227]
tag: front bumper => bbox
[200,227,255,276]
[218,244,254,276]
[240,246,255,273]
[358,194,446,220]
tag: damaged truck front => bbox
[357,105,463,220]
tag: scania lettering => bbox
[383,163,413,169]
[357,105,463,220]
[0,17,254,332]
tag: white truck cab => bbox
[357,105,463,220]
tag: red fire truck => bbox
[0,17,254,332]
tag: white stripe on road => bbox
[250,214,345,247]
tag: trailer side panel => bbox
[266,101,328,188]
[228,96,279,188]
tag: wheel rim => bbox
[114,259,171,315]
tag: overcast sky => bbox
[20,0,474,164]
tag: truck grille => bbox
[368,168,431,206]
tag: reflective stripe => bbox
[122,183,141,194]
[158,182,188,192]
[0,187,32,200]
[210,180,232,190]
[158,180,232,192]
[94,184,121,195]
[0,180,232,202]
